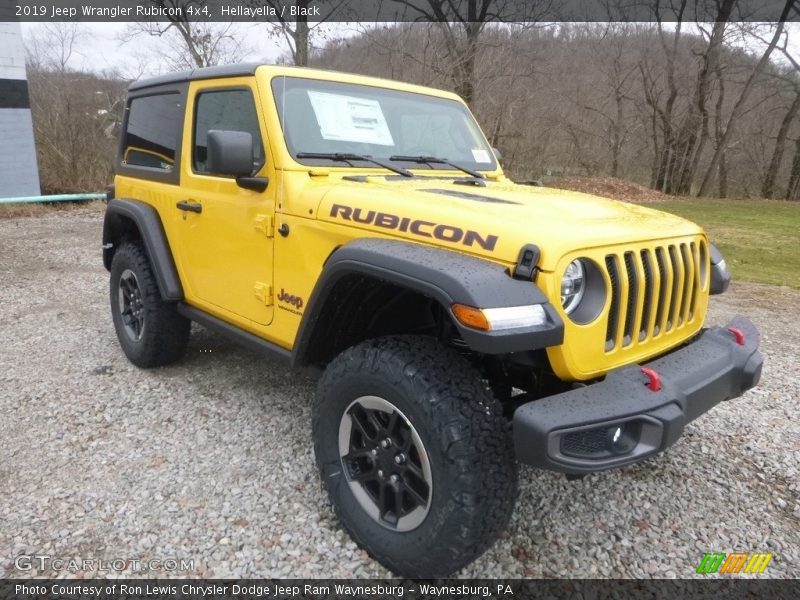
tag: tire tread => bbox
[110,241,190,368]
[313,335,518,577]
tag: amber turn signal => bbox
[451,304,491,331]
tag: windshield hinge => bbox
[254,214,274,237]
[513,244,541,280]
[254,282,273,306]
[454,177,487,187]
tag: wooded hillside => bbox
[314,22,800,199]
[25,16,800,199]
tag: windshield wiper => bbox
[389,155,485,179]
[295,152,413,178]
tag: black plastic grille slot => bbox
[654,247,669,335]
[639,249,654,340]
[622,252,638,347]
[698,240,708,289]
[683,243,697,321]
[605,255,620,350]
[668,245,683,330]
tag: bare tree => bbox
[25,22,85,72]
[786,133,800,198]
[390,1,548,107]
[25,24,126,193]
[121,0,249,70]
[639,0,735,195]
[248,0,349,66]
[698,0,795,196]
[564,23,639,178]
[750,25,800,198]
[761,75,800,198]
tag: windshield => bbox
[271,76,497,172]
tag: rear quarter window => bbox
[121,93,182,172]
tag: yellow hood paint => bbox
[289,174,704,272]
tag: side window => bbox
[122,93,181,171]
[193,89,264,174]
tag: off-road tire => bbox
[313,336,518,578]
[110,241,190,368]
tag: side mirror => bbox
[492,147,503,165]
[207,130,255,177]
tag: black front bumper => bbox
[514,316,763,474]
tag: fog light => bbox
[606,421,641,455]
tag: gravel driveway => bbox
[1,208,798,579]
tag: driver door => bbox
[173,80,275,326]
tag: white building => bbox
[0,21,41,197]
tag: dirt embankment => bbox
[549,176,675,204]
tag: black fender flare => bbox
[291,238,563,366]
[102,198,183,301]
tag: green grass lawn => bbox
[643,198,800,288]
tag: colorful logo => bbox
[696,552,773,574]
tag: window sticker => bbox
[471,149,491,163]
[307,90,395,146]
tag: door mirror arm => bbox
[236,176,269,192]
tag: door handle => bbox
[176,200,202,214]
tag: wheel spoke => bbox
[385,411,399,436]
[378,484,399,526]
[377,482,388,518]
[121,277,136,295]
[400,428,413,452]
[365,410,385,435]
[393,485,405,517]
[348,408,377,441]
[401,479,428,508]
[343,448,372,462]
[405,461,425,482]
[348,467,377,483]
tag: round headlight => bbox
[561,259,586,315]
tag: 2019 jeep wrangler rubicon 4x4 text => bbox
[103,63,763,578]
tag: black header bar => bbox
[3,0,799,23]
[3,579,800,600]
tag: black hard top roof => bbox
[128,63,263,91]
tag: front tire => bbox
[110,241,190,368]
[313,336,518,578]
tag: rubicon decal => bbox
[696,552,773,574]
[330,204,499,251]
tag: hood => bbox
[306,175,703,271]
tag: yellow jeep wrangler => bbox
[103,64,763,577]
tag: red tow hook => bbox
[641,367,662,392]
[727,327,746,346]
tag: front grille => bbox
[604,240,705,352]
